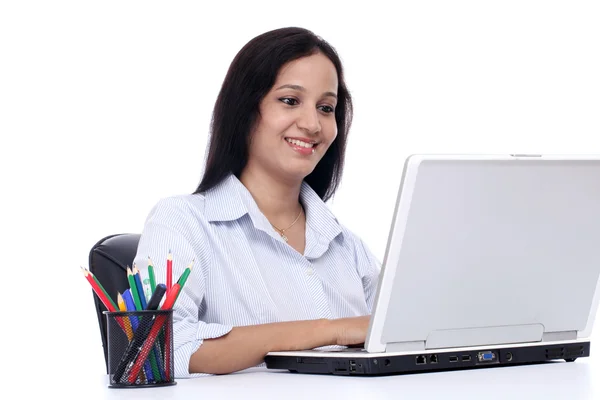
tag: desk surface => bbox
[57,359,597,399]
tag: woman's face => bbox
[247,52,339,183]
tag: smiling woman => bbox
[249,55,339,184]
[132,27,381,377]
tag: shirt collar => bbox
[203,174,343,245]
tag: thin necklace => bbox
[270,206,303,242]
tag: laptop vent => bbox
[545,346,584,360]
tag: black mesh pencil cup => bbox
[104,309,176,388]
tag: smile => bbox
[284,137,319,155]
[285,138,317,148]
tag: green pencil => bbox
[147,256,157,293]
[127,266,143,310]
[175,260,195,302]
[90,270,119,311]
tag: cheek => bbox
[322,120,338,145]
[261,106,295,136]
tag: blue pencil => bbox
[133,267,148,309]
[122,289,138,330]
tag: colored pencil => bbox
[122,289,137,328]
[127,266,143,311]
[117,293,133,341]
[91,270,118,312]
[81,267,116,312]
[166,250,173,292]
[133,265,162,381]
[122,289,154,383]
[174,259,194,302]
[144,283,167,382]
[132,265,147,309]
[126,284,181,383]
[148,256,157,293]
[118,292,146,383]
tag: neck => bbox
[239,165,303,225]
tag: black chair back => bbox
[88,233,141,373]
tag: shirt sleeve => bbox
[133,196,233,378]
[355,239,382,313]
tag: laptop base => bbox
[264,341,590,376]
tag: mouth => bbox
[284,137,318,149]
[284,137,319,156]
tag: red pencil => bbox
[166,250,173,292]
[81,267,127,333]
[81,267,116,312]
[127,284,181,383]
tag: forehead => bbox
[274,53,338,93]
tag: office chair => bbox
[88,233,141,374]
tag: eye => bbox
[279,97,299,106]
[318,105,335,114]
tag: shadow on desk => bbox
[85,360,597,399]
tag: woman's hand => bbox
[331,315,371,346]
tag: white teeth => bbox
[285,138,315,148]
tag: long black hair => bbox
[194,27,353,202]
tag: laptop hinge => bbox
[424,323,544,349]
[386,341,426,352]
[542,331,577,341]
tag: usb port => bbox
[449,356,458,363]
[462,355,471,362]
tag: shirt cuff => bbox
[174,322,233,378]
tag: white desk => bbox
[58,359,597,399]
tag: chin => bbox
[279,162,317,181]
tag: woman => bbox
[133,27,381,377]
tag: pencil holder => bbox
[104,309,176,388]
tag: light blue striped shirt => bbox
[133,174,381,378]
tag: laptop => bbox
[264,154,600,376]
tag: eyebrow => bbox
[275,84,337,100]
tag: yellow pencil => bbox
[117,292,134,341]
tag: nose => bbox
[296,106,321,135]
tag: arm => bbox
[356,239,382,312]
[189,316,369,375]
[135,197,370,376]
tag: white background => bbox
[1,0,599,382]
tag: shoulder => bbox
[142,194,216,245]
[339,223,370,253]
[140,193,214,259]
[337,222,381,269]
[145,193,208,223]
